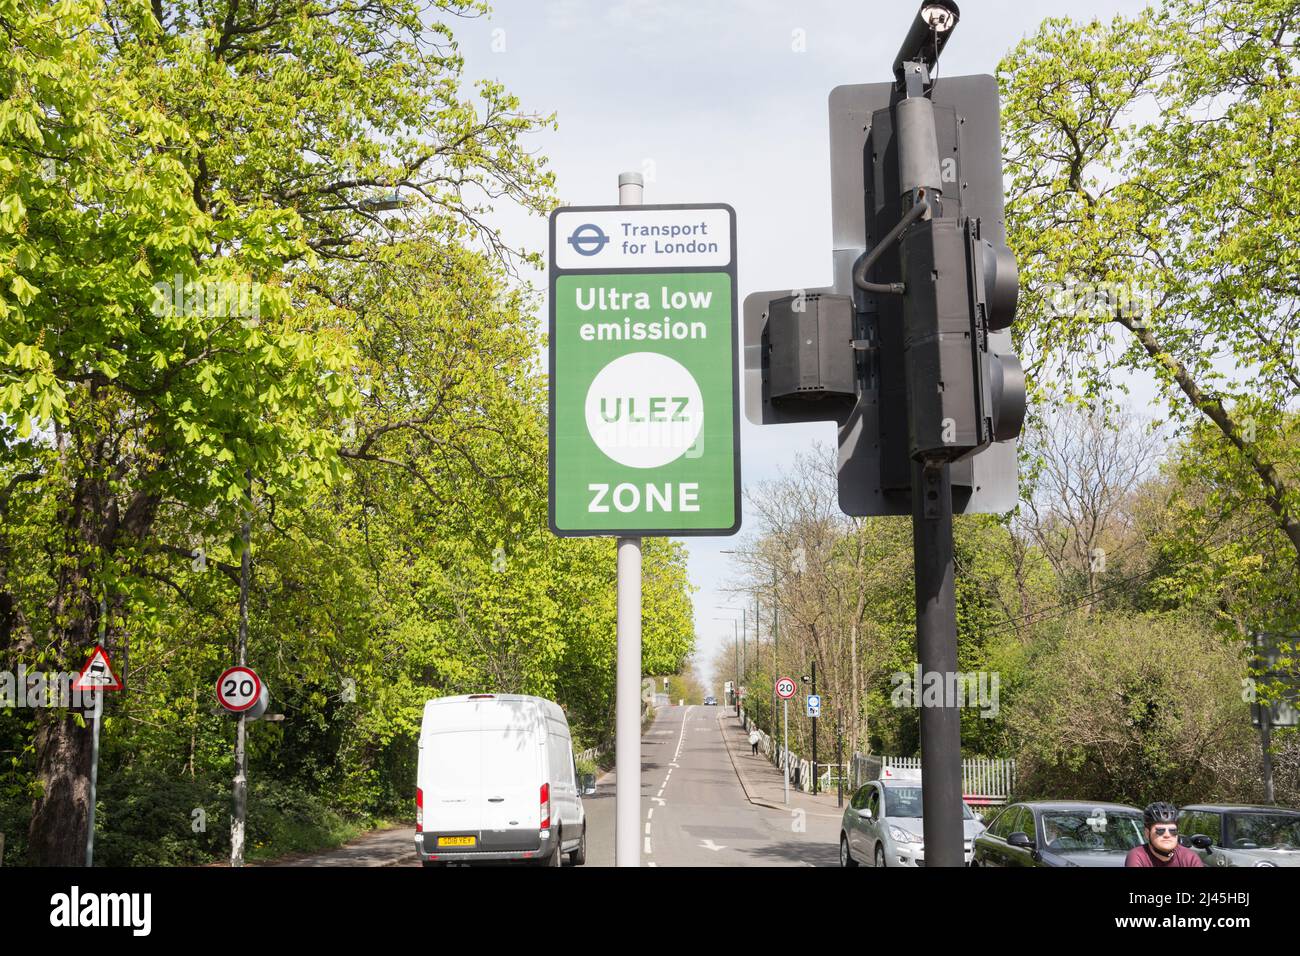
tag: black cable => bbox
[853,197,929,295]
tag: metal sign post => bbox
[783,698,789,805]
[549,175,741,868]
[776,676,796,805]
[231,512,251,868]
[73,641,122,867]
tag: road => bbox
[583,704,840,866]
[287,703,839,867]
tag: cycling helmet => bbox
[1143,802,1178,826]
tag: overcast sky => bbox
[451,0,1157,690]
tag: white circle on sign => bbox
[217,666,262,713]
[776,677,797,700]
[585,352,704,469]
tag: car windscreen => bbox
[883,786,974,820]
[1040,811,1144,852]
[1224,813,1300,850]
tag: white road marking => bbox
[652,797,666,806]
[647,807,654,819]
[699,839,727,852]
[645,822,651,835]
[657,788,665,797]
[644,837,652,854]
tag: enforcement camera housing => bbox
[892,1,961,80]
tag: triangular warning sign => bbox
[73,646,122,691]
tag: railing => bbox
[741,709,845,794]
[852,753,1016,804]
[741,711,1016,803]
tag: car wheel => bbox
[875,843,886,868]
[840,834,858,867]
[568,826,587,866]
[549,829,563,867]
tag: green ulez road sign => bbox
[549,203,740,536]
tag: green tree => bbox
[0,0,554,864]
[1000,0,1300,568]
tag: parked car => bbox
[840,774,984,867]
[704,696,717,706]
[1180,804,1300,867]
[971,801,1145,867]
[414,693,595,867]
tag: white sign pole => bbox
[783,698,789,806]
[615,171,644,869]
[231,510,251,868]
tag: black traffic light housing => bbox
[743,72,1025,516]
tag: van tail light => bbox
[540,782,551,830]
[416,787,423,832]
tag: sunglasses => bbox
[1152,826,1178,836]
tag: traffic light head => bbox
[900,214,1025,462]
[744,74,1024,516]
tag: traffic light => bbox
[743,71,1024,515]
[742,0,1023,871]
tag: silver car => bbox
[1180,804,1300,867]
[840,779,984,867]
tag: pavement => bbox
[266,825,416,867]
[717,711,848,821]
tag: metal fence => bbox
[851,753,1016,805]
[740,711,1013,801]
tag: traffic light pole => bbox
[911,461,965,866]
[896,31,968,865]
[615,171,644,869]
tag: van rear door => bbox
[478,702,543,832]
[421,723,484,835]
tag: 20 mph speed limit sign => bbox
[216,666,262,713]
[776,677,797,700]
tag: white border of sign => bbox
[217,666,263,713]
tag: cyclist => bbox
[1124,802,1203,867]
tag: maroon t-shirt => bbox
[1125,843,1204,867]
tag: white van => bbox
[414,694,594,866]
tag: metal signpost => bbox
[776,676,796,805]
[549,177,740,867]
[72,644,122,867]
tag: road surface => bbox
[583,704,840,866]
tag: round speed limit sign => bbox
[776,677,797,700]
[216,666,263,713]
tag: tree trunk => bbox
[26,461,158,864]
[28,709,94,865]
[850,623,861,757]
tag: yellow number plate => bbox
[437,836,476,847]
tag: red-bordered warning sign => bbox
[216,666,263,713]
[73,646,123,692]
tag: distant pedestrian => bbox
[749,729,761,756]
